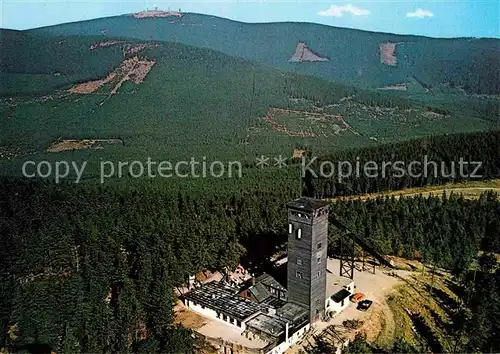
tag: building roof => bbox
[246,301,309,339]
[184,282,264,322]
[276,302,308,323]
[287,197,330,212]
[330,289,351,303]
[249,282,272,303]
[255,273,287,293]
[246,313,287,338]
[262,296,287,309]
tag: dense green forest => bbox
[329,192,500,270]
[1,180,499,352]
[1,128,500,352]
[2,31,499,183]
[302,130,500,198]
[2,136,500,353]
[1,38,498,177]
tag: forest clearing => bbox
[47,138,123,152]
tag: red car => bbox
[350,292,366,303]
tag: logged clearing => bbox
[0,146,22,160]
[69,56,155,96]
[125,43,150,55]
[89,41,151,55]
[329,179,500,201]
[379,42,398,66]
[377,84,407,91]
[289,95,448,135]
[292,149,306,158]
[423,110,448,119]
[69,73,116,94]
[89,40,124,50]
[257,108,359,137]
[289,42,329,62]
[47,139,122,152]
[109,56,156,95]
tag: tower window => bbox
[317,257,321,264]
[288,223,293,234]
[296,271,303,279]
[296,228,302,239]
[297,258,303,265]
[317,242,322,250]
[317,271,321,278]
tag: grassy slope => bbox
[385,272,461,352]
[328,179,500,201]
[26,13,500,94]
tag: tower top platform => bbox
[286,197,330,212]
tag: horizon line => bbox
[2,11,499,40]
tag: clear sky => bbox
[1,0,499,38]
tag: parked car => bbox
[357,299,373,311]
[350,292,366,303]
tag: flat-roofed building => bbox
[184,281,264,330]
[325,273,355,316]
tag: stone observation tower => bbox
[286,197,330,322]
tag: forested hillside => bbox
[1,35,498,178]
[302,130,500,198]
[26,13,500,94]
[0,30,125,95]
[329,192,500,270]
[1,130,500,352]
[1,179,499,352]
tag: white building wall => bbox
[265,323,311,354]
[325,297,349,314]
[185,299,246,331]
[325,280,355,315]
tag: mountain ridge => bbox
[2,12,496,40]
[17,12,498,95]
